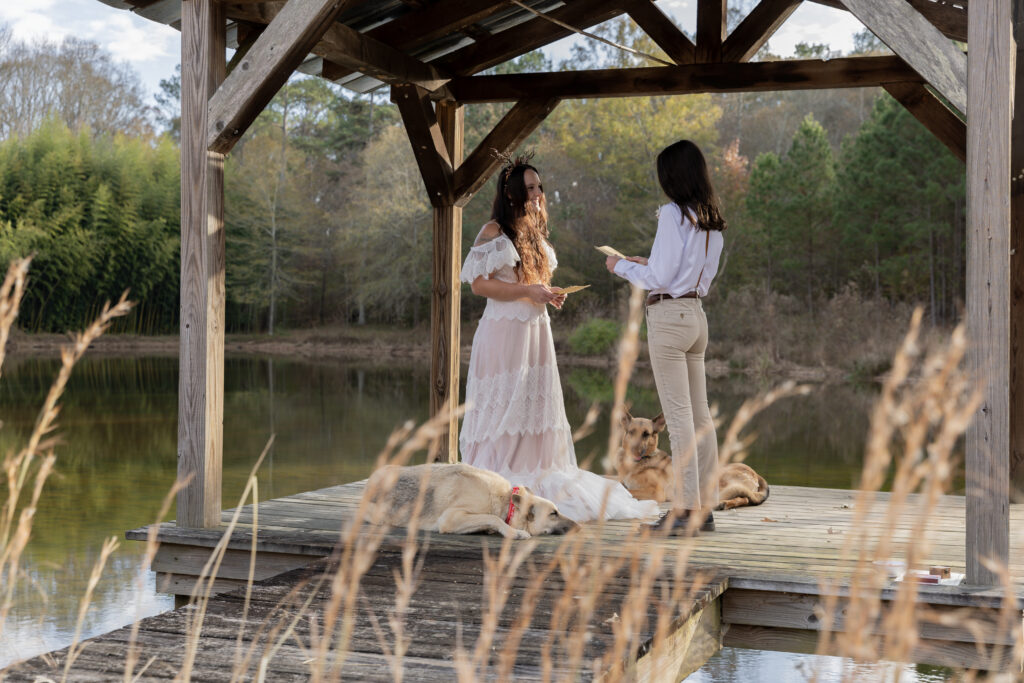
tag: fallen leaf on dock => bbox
[761,517,777,522]
[603,613,620,625]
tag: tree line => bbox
[0,21,964,334]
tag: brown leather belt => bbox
[647,292,699,306]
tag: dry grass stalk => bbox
[809,309,1018,680]
[61,535,120,681]
[306,407,463,682]
[177,438,273,682]
[123,478,190,683]
[0,263,132,643]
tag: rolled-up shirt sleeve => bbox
[613,204,683,291]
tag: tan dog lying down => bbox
[367,463,579,539]
[615,411,770,510]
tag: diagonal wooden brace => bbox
[454,98,560,207]
[207,0,357,154]
[393,84,455,207]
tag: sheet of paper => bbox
[595,245,626,259]
[555,284,590,294]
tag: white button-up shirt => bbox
[613,202,724,297]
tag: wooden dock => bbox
[4,483,1023,680]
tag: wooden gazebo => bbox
[102,0,1009,587]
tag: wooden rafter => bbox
[696,0,726,62]
[626,0,695,65]
[434,0,627,75]
[369,0,510,47]
[392,84,455,207]
[722,0,802,62]
[883,82,965,162]
[808,0,967,42]
[446,55,921,102]
[838,0,967,114]
[453,98,560,206]
[315,23,450,90]
[206,0,357,153]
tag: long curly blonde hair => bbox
[491,157,551,285]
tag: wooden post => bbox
[1009,0,1024,495]
[965,0,1012,584]
[178,0,226,528]
[432,101,464,462]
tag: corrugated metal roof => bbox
[104,0,575,93]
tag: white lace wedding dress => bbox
[458,233,660,523]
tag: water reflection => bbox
[0,355,963,670]
[691,647,953,682]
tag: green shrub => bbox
[568,318,621,355]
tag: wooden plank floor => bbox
[139,482,1024,597]
[4,483,1023,680]
[5,530,727,680]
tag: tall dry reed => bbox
[8,265,1015,683]
[0,257,133,651]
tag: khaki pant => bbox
[645,298,719,511]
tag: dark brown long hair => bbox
[491,160,551,285]
[656,140,727,232]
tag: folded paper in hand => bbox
[595,245,626,259]
[556,285,590,294]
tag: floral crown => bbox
[492,149,536,184]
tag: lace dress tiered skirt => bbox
[458,235,659,523]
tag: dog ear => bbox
[520,486,534,497]
[511,492,523,506]
[620,410,632,430]
[652,413,666,432]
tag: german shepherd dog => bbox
[367,463,579,539]
[614,411,673,502]
[615,411,770,510]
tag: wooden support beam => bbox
[206,0,356,154]
[634,596,722,679]
[393,84,455,206]
[807,0,967,42]
[453,98,559,206]
[696,0,726,63]
[227,0,510,85]
[840,0,967,115]
[431,102,463,463]
[434,0,627,75]
[626,0,696,64]
[446,56,922,102]
[965,0,1011,585]
[883,82,966,162]
[178,0,225,529]
[722,0,802,62]
[1010,1,1024,490]
[315,22,451,90]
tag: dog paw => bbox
[512,529,531,540]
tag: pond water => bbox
[0,354,963,677]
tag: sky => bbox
[0,0,866,104]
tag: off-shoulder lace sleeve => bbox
[460,234,520,283]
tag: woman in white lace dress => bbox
[458,157,659,523]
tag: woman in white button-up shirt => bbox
[606,140,727,536]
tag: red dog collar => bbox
[505,486,521,525]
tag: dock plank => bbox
[8,482,1023,679]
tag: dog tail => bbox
[749,474,770,506]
